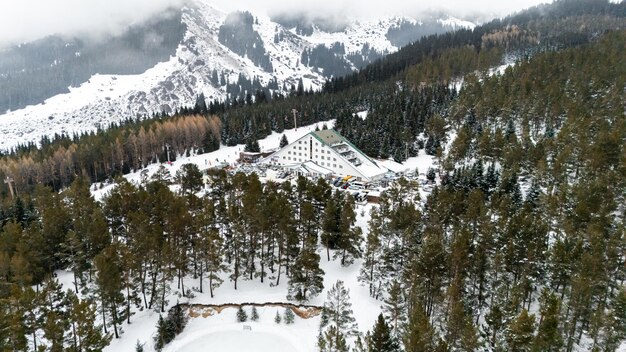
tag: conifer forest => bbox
[0,0,625,351]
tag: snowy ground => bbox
[87,119,437,351]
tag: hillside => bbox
[0,0,474,152]
[0,1,625,351]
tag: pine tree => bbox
[288,235,324,302]
[426,167,437,183]
[322,280,359,337]
[169,303,188,335]
[334,194,362,266]
[67,291,111,352]
[279,134,289,148]
[244,138,261,153]
[135,340,145,352]
[506,309,535,351]
[176,163,204,195]
[319,325,349,352]
[275,310,282,324]
[284,307,295,324]
[251,306,259,322]
[368,314,401,352]
[403,301,438,352]
[383,281,406,336]
[154,315,171,352]
[42,309,67,352]
[533,290,562,351]
[94,244,125,339]
[237,306,248,322]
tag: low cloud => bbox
[0,0,553,49]
[0,0,185,49]
[208,0,554,22]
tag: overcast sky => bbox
[0,0,554,49]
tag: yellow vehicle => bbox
[342,175,354,182]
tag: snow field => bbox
[164,306,319,352]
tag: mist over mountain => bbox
[0,0,478,150]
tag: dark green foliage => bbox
[154,304,188,351]
[275,310,282,324]
[176,163,204,195]
[251,306,259,322]
[284,308,295,324]
[506,310,535,351]
[426,167,436,183]
[368,314,400,352]
[237,306,248,322]
[244,138,260,153]
[279,134,289,148]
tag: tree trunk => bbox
[198,262,204,293]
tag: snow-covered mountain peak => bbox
[0,3,475,152]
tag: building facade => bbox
[262,129,387,181]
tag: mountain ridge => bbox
[0,0,475,152]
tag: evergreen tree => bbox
[284,307,295,324]
[275,310,282,324]
[368,314,401,352]
[319,325,349,352]
[322,280,359,338]
[426,167,437,183]
[533,290,562,351]
[154,315,172,352]
[135,340,145,352]
[334,194,362,266]
[251,306,259,322]
[168,303,188,335]
[279,134,289,148]
[288,235,324,302]
[94,244,125,339]
[404,302,438,352]
[176,163,204,195]
[506,309,535,351]
[383,281,406,336]
[67,291,111,352]
[237,306,248,322]
[244,139,261,153]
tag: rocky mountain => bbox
[0,0,475,151]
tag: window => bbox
[333,164,336,168]
[333,158,336,161]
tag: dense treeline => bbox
[0,13,625,352]
[0,115,221,193]
[325,29,626,352]
[2,0,624,200]
[324,0,626,93]
[0,167,366,349]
